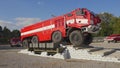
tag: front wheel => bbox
[69,30,84,47]
[22,39,28,48]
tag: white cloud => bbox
[0,17,41,31]
[15,17,41,28]
[0,20,18,31]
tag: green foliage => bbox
[96,12,120,37]
[112,18,120,34]
[0,26,2,31]
[0,26,20,44]
[3,27,11,39]
[11,30,21,38]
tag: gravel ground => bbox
[90,42,120,49]
[0,43,120,68]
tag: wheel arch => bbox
[21,34,38,43]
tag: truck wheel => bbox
[52,31,62,44]
[69,30,84,47]
[31,36,39,48]
[22,39,28,48]
[83,33,93,45]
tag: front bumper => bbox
[82,24,101,33]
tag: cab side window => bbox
[55,18,64,27]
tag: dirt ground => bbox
[0,43,120,68]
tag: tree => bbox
[0,26,2,31]
[0,26,20,44]
[97,12,115,36]
[11,30,20,38]
[112,18,120,34]
[0,26,2,38]
[2,27,11,43]
[95,12,120,37]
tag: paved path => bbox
[0,44,120,68]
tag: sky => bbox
[0,0,120,30]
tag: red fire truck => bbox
[21,8,101,52]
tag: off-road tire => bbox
[52,31,62,44]
[22,39,28,48]
[31,36,39,48]
[69,30,84,47]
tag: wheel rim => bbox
[54,33,60,40]
[32,36,38,44]
[22,40,28,48]
[72,34,80,43]
[52,31,62,43]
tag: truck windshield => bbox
[76,10,85,16]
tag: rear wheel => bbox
[52,31,62,44]
[31,36,39,48]
[22,39,28,48]
[69,30,84,47]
